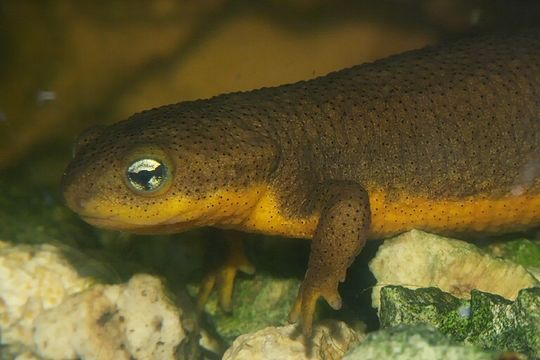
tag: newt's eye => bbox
[126,158,170,194]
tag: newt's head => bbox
[62,102,279,234]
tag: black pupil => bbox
[127,162,165,191]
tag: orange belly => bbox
[369,190,540,237]
[240,188,540,239]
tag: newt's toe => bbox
[197,274,216,310]
[216,265,236,312]
[289,275,342,336]
[197,239,255,312]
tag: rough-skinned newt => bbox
[62,31,540,335]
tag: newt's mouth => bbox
[80,215,128,229]
[80,215,199,235]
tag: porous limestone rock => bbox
[0,241,189,360]
[0,241,92,347]
[12,350,42,360]
[32,274,185,360]
[369,230,538,309]
[223,321,362,360]
[0,344,42,360]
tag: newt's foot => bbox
[288,272,342,336]
[197,239,255,312]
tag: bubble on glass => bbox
[36,90,56,105]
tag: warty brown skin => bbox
[62,31,540,334]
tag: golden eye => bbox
[126,158,170,194]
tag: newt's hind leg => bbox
[197,233,254,312]
[289,181,370,336]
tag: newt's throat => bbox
[70,181,540,238]
[73,184,272,233]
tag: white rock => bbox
[0,344,43,360]
[223,321,362,360]
[14,351,43,360]
[0,241,92,347]
[369,230,539,309]
[33,274,185,360]
[0,241,187,360]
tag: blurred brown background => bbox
[1,0,540,182]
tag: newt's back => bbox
[254,31,540,236]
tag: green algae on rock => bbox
[197,272,300,344]
[378,286,540,358]
[0,178,96,248]
[379,286,470,341]
[488,238,540,280]
[369,230,539,309]
[512,288,540,357]
[466,288,540,358]
[343,325,499,360]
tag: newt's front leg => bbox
[289,181,371,335]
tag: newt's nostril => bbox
[77,197,88,210]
